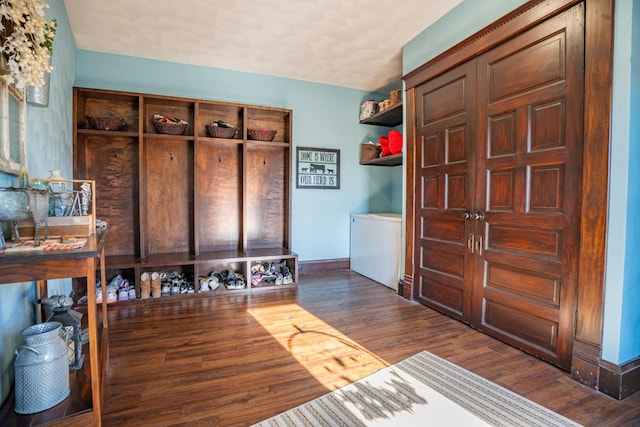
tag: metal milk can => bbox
[14,321,70,414]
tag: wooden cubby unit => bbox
[74,87,297,297]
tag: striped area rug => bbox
[253,350,582,427]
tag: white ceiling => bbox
[63,0,462,92]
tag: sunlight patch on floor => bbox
[248,303,389,390]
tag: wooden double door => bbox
[413,5,584,369]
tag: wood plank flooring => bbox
[103,270,640,426]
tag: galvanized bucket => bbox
[14,322,70,414]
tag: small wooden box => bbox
[16,179,96,239]
[360,144,381,162]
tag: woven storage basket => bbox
[153,119,188,135]
[206,124,238,139]
[86,115,125,131]
[360,144,381,161]
[248,129,277,142]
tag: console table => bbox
[0,228,108,426]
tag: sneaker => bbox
[171,280,180,295]
[187,283,195,294]
[118,287,129,301]
[235,274,246,288]
[261,273,277,284]
[96,288,103,304]
[283,271,293,285]
[161,281,171,296]
[108,274,124,289]
[106,287,118,304]
[128,285,137,300]
[199,277,209,291]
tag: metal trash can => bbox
[14,321,70,414]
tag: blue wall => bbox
[0,0,76,405]
[619,0,640,365]
[403,0,528,75]
[404,0,639,366]
[602,0,640,365]
[75,51,403,261]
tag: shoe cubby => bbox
[74,87,296,303]
[196,260,246,292]
[139,264,195,299]
[247,257,297,289]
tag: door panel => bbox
[412,4,584,370]
[474,5,584,369]
[414,61,477,322]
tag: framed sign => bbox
[296,147,340,189]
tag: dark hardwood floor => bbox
[102,270,640,426]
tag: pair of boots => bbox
[140,272,161,299]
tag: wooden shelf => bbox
[360,102,402,127]
[360,153,403,166]
[77,129,139,138]
[0,229,109,426]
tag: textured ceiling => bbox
[63,0,462,92]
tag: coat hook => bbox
[219,155,221,163]
[113,151,117,158]
[170,153,174,161]
[263,159,266,165]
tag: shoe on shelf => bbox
[151,272,161,298]
[208,277,219,291]
[199,276,209,291]
[212,271,223,283]
[128,285,137,300]
[108,274,124,289]
[140,272,151,300]
[161,281,171,296]
[171,279,180,295]
[118,287,129,301]
[283,271,293,285]
[96,288,103,304]
[106,287,118,304]
[261,273,277,284]
[187,283,195,294]
[235,274,246,288]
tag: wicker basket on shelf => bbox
[152,115,188,135]
[86,115,126,131]
[248,128,277,142]
[206,124,238,138]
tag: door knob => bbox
[463,211,473,220]
[474,211,485,220]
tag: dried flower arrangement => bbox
[0,0,56,88]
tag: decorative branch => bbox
[0,0,56,88]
